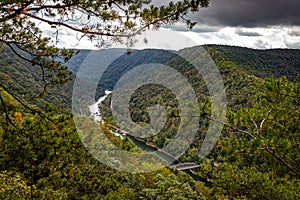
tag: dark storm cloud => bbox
[191,0,300,27]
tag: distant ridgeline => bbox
[1,43,300,111]
[67,45,300,98]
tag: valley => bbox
[0,44,299,199]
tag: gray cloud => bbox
[235,29,262,37]
[287,27,300,36]
[190,0,300,27]
[285,41,300,49]
[288,30,300,36]
[163,23,221,33]
[254,39,271,49]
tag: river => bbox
[88,90,112,121]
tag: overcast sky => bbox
[170,0,300,49]
[44,0,300,50]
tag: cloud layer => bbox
[179,26,300,49]
[192,0,300,27]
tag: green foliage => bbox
[213,164,300,200]
[208,77,300,199]
[139,173,205,200]
[0,45,73,110]
[97,47,261,164]
[225,77,299,176]
[205,45,300,81]
[0,90,207,199]
[0,171,32,199]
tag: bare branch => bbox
[23,12,127,37]
[259,109,273,135]
[250,118,259,133]
[27,3,76,12]
[264,147,299,176]
[0,92,15,128]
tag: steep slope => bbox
[98,46,261,153]
[0,44,73,110]
[96,46,260,112]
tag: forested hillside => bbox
[1,44,299,199]
[0,45,73,111]
[204,45,300,81]
[2,44,299,107]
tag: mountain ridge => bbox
[1,44,299,111]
